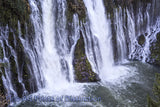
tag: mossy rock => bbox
[150,32,160,66]
[137,34,145,46]
[66,0,86,23]
[73,32,100,82]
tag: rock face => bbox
[0,0,38,98]
[73,33,100,82]
[150,32,160,66]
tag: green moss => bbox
[73,32,100,82]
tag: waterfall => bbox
[26,0,44,90]
[0,0,160,106]
[27,0,160,91]
[123,3,160,62]
[83,0,114,81]
[41,0,66,90]
[28,0,85,96]
[83,0,134,83]
[0,26,18,100]
[114,8,127,63]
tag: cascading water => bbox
[41,0,67,90]
[29,0,85,96]
[83,0,132,83]
[83,0,114,71]
[0,26,18,100]
[114,8,127,63]
[117,4,160,63]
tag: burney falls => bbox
[0,0,160,106]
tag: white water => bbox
[41,0,65,90]
[0,26,19,100]
[36,0,85,96]
[83,0,133,83]
[114,8,127,63]
[84,0,113,81]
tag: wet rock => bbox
[137,34,145,46]
[73,32,100,82]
